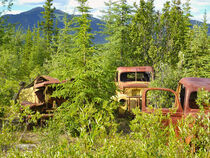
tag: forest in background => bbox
[0,0,209,157]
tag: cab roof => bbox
[179,77,210,91]
[117,66,154,73]
[25,75,60,89]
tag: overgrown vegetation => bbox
[0,0,209,157]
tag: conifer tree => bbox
[40,0,55,55]
[20,27,32,77]
[45,0,117,137]
[72,0,94,67]
[101,0,133,66]
[182,11,210,78]
[99,0,117,68]
[28,24,46,78]
[157,0,187,68]
[0,0,13,46]
[0,26,24,107]
[0,0,13,14]
[56,14,74,55]
[44,14,74,78]
[100,0,116,37]
[46,0,94,79]
[129,0,157,66]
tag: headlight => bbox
[119,99,126,105]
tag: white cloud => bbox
[154,0,166,11]
[17,0,45,5]
[88,0,106,8]
[10,0,210,23]
[3,10,22,15]
[91,9,103,18]
[62,0,79,15]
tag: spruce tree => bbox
[20,27,32,77]
[101,0,133,66]
[129,0,157,66]
[72,0,94,67]
[157,0,188,68]
[183,11,210,78]
[44,0,117,137]
[0,26,24,107]
[28,24,46,78]
[40,0,55,56]
[44,14,74,79]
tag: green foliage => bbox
[100,0,133,67]
[44,0,118,140]
[150,64,182,90]
[146,90,176,108]
[196,89,209,107]
[40,0,55,46]
[148,64,183,109]
[0,102,41,156]
[0,0,209,157]
[178,90,209,157]
[129,0,157,66]
[3,106,209,157]
[182,13,210,78]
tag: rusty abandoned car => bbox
[115,66,155,114]
[115,66,209,117]
[138,77,210,125]
[141,77,210,147]
[142,77,209,116]
[16,70,209,124]
[16,75,66,119]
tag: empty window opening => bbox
[120,72,151,82]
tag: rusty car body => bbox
[140,77,209,135]
[115,66,155,114]
[140,77,210,147]
[141,77,210,115]
[18,75,66,119]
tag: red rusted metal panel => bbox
[117,66,154,73]
[179,77,210,92]
[119,83,149,89]
[141,78,210,125]
[34,75,61,88]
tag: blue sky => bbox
[1,0,210,23]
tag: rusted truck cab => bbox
[115,66,154,114]
[142,77,210,123]
[18,75,66,119]
[177,78,210,115]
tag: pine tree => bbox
[129,0,157,66]
[56,14,74,55]
[0,0,13,15]
[28,24,46,78]
[46,0,94,79]
[0,26,24,107]
[40,0,55,54]
[72,0,94,67]
[20,27,32,77]
[183,11,210,77]
[157,0,187,68]
[100,0,116,36]
[101,0,133,66]
[44,0,117,137]
[44,14,75,79]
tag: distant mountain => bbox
[3,7,210,44]
[190,20,210,35]
[3,7,106,44]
